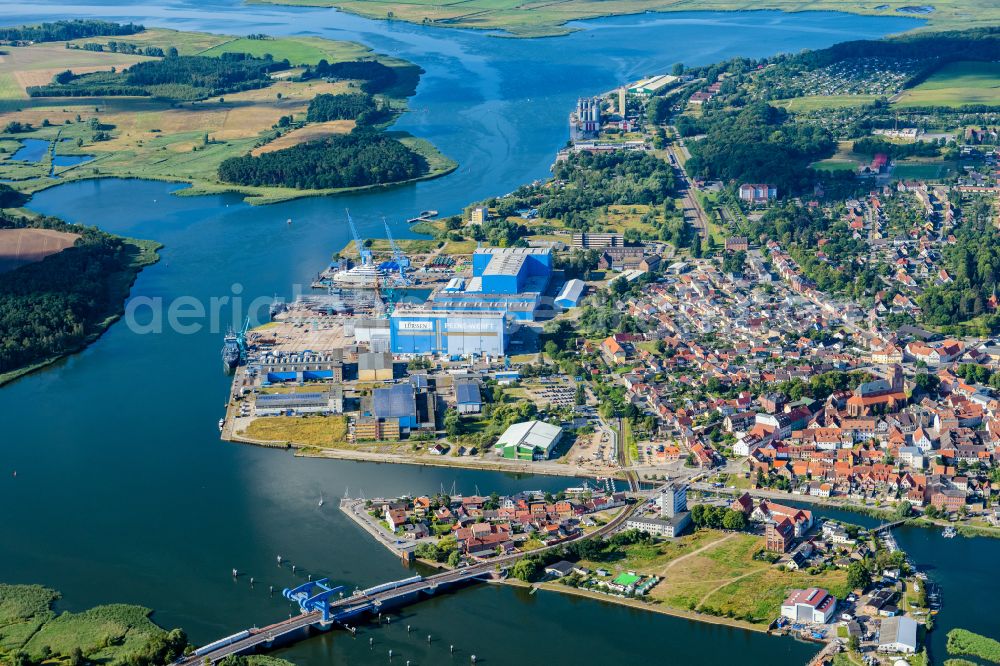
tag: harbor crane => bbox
[236,316,251,362]
[346,209,372,266]
[383,219,410,271]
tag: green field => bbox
[199,36,374,66]
[896,61,1000,108]
[772,94,879,112]
[892,161,956,179]
[67,27,231,55]
[812,158,859,172]
[578,530,849,625]
[248,0,1000,37]
[0,72,23,100]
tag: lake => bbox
[0,2,939,663]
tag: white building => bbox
[898,446,925,470]
[878,616,918,654]
[494,420,563,460]
[625,513,690,538]
[781,588,837,624]
[657,483,688,518]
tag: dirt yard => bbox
[251,119,355,155]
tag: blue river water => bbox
[1,3,971,664]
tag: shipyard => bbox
[218,208,603,476]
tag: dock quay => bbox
[340,497,417,561]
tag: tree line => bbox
[73,40,167,57]
[217,129,429,190]
[30,52,290,101]
[306,92,393,125]
[304,59,414,96]
[0,19,143,44]
[851,137,941,160]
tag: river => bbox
[0,2,939,663]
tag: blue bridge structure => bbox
[282,579,345,622]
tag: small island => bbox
[0,20,455,205]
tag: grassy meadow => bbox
[0,584,178,665]
[895,61,1000,108]
[772,94,879,112]
[242,415,349,447]
[579,530,850,625]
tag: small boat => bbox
[942,526,957,538]
[218,418,225,431]
[318,494,325,507]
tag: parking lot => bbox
[530,384,578,407]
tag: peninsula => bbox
[0,21,454,205]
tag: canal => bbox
[0,2,960,663]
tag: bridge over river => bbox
[179,481,639,664]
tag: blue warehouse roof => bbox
[373,384,417,419]
[455,380,482,405]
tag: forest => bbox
[0,212,157,378]
[680,103,834,194]
[29,52,290,101]
[541,151,677,218]
[0,19,143,43]
[217,130,428,190]
[306,92,392,125]
[304,59,413,96]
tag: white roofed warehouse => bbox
[555,279,586,309]
[494,420,562,460]
[878,616,918,654]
